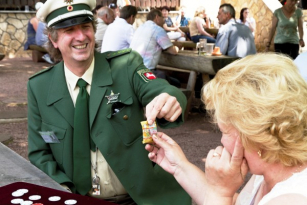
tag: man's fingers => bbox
[146,96,163,124]
[159,99,182,121]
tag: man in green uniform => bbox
[27,0,190,204]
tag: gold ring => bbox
[213,152,220,157]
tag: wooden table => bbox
[157,50,239,117]
[158,50,239,82]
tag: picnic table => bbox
[157,50,239,117]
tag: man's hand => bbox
[146,93,182,125]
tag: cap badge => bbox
[65,0,74,11]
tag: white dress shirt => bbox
[64,59,127,198]
[101,18,134,52]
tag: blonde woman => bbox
[189,6,215,43]
[146,53,307,205]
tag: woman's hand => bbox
[145,132,188,175]
[300,39,305,47]
[205,137,249,198]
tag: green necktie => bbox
[73,78,92,195]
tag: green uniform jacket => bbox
[27,50,191,204]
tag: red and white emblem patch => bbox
[144,72,156,80]
[137,69,157,82]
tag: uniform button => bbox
[123,115,128,120]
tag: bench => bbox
[28,45,48,62]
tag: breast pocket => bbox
[107,96,144,146]
[41,122,67,165]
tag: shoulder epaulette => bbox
[106,48,132,60]
[29,66,54,79]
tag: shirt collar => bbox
[116,17,129,25]
[64,57,95,90]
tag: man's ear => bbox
[48,34,58,48]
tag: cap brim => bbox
[51,15,93,29]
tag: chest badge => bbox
[105,90,120,104]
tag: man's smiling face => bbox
[50,22,95,64]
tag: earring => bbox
[257,150,262,157]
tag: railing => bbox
[0,0,180,10]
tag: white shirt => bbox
[236,168,307,205]
[95,18,109,52]
[64,59,127,198]
[101,18,134,52]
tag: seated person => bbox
[146,53,307,205]
[189,6,216,43]
[176,6,190,27]
[161,6,186,42]
[101,5,136,52]
[215,3,256,57]
[35,21,53,64]
[237,7,256,36]
[130,9,180,87]
[95,7,115,52]
[24,2,43,50]
[35,21,48,47]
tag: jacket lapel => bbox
[46,61,75,127]
[89,52,113,128]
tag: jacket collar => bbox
[46,51,113,128]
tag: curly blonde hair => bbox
[202,53,307,166]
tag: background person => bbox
[91,4,103,17]
[24,2,53,64]
[176,6,190,27]
[189,6,216,43]
[109,2,120,17]
[101,5,136,52]
[266,0,305,59]
[237,7,256,36]
[95,7,115,52]
[146,53,307,205]
[130,9,180,86]
[24,2,43,50]
[215,3,256,57]
[30,0,190,204]
[130,9,179,75]
[161,6,186,42]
